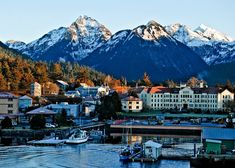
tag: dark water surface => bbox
[0,144,190,168]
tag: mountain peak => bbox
[134,20,170,41]
[195,24,233,42]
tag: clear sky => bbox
[0,0,234,43]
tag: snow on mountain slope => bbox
[6,15,112,61]
[81,21,208,82]
[5,40,27,51]
[195,24,233,42]
[166,23,235,65]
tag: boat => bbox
[65,130,89,144]
[119,143,143,161]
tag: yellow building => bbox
[0,92,19,115]
[121,96,143,112]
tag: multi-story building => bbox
[121,96,143,112]
[0,92,19,115]
[18,95,33,110]
[139,86,234,112]
[30,82,41,97]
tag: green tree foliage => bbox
[29,115,46,129]
[1,116,13,129]
[96,91,121,120]
[55,109,68,127]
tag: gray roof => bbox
[202,128,235,140]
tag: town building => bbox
[143,140,162,159]
[65,90,80,98]
[76,85,109,98]
[139,86,234,112]
[0,92,19,115]
[202,128,235,154]
[44,102,81,118]
[121,96,143,112]
[18,95,33,110]
[30,82,41,97]
[56,80,69,91]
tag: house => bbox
[26,107,57,123]
[202,128,235,154]
[44,102,81,118]
[65,90,80,98]
[56,80,69,91]
[76,85,109,98]
[0,92,19,115]
[18,95,32,110]
[30,82,41,97]
[143,140,162,159]
[121,96,143,112]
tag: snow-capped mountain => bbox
[5,40,27,51]
[165,23,235,65]
[81,21,208,82]
[6,15,111,61]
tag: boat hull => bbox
[65,136,89,144]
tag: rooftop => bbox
[0,92,18,98]
[122,96,142,101]
[27,107,57,115]
[202,128,235,140]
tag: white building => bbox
[30,82,41,97]
[121,96,143,112]
[76,85,109,98]
[139,86,234,112]
[144,140,162,159]
[44,102,81,118]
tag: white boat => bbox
[66,130,89,144]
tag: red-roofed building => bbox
[138,86,234,112]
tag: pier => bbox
[110,124,202,135]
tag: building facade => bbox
[0,92,19,115]
[139,86,234,112]
[30,82,41,97]
[19,95,33,109]
[121,96,143,112]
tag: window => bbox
[129,106,132,109]
[8,104,13,108]
[8,98,13,101]
[136,106,139,109]
[136,101,139,104]
[8,110,13,114]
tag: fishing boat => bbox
[119,143,143,161]
[66,130,89,144]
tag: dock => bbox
[130,157,158,162]
[27,138,66,146]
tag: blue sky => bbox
[0,0,234,43]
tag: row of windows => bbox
[123,106,140,109]
[150,103,218,108]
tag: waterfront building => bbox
[30,82,41,97]
[139,86,234,112]
[121,96,143,112]
[0,92,19,115]
[202,128,235,154]
[143,140,162,159]
[18,95,32,110]
[44,102,81,118]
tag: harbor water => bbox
[0,144,190,168]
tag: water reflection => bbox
[0,144,190,168]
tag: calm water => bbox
[0,144,190,168]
